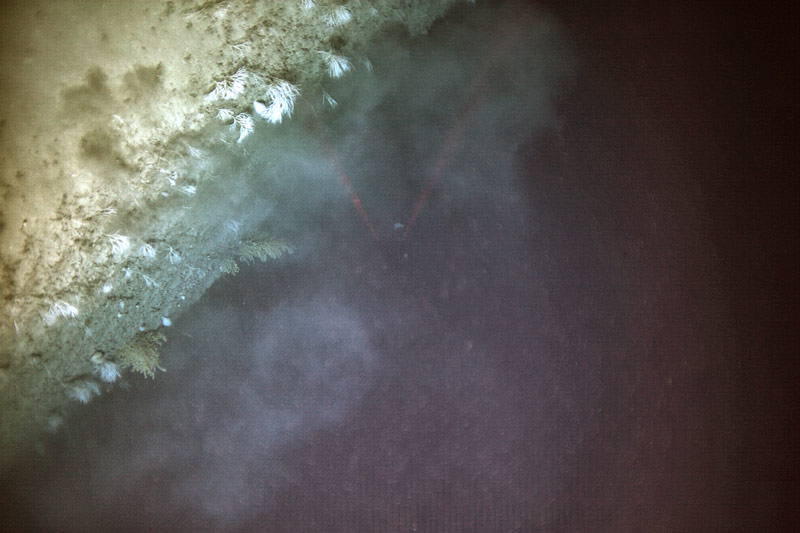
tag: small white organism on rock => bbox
[178,184,196,196]
[46,414,64,433]
[252,101,272,123]
[230,42,252,59]
[205,67,249,102]
[96,362,120,383]
[205,80,234,102]
[230,66,249,89]
[216,108,235,123]
[254,80,299,124]
[91,352,120,383]
[41,300,79,326]
[107,233,130,256]
[140,243,156,259]
[142,274,159,288]
[225,219,241,234]
[319,51,352,78]
[232,112,255,143]
[167,246,182,264]
[322,90,338,108]
[164,171,178,187]
[301,0,315,10]
[187,145,206,158]
[69,380,101,404]
[322,6,351,26]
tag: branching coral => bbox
[237,240,296,262]
[41,301,79,327]
[318,51,352,78]
[118,330,167,378]
[254,80,299,124]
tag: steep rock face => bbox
[0,0,460,468]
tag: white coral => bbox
[230,42,252,59]
[254,80,299,124]
[215,108,235,123]
[319,51,352,78]
[230,66,249,91]
[140,243,156,259]
[69,380,101,404]
[96,362,120,383]
[91,354,121,383]
[322,6,351,26]
[107,233,130,256]
[167,246,182,264]
[205,80,235,102]
[204,67,249,102]
[41,300,79,326]
[225,219,241,234]
[232,112,255,143]
[164,171,178,187]
[187,145,206,158]
[322,90,337,108]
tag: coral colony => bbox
[319,51,352,78]
[91,352,120,384]
[107,233,131,256]
[205,65,300,141]
[322,6,351,27]
[254,80,300,124]
[68,380,101,404]
[232,112,255,143]
[204,66,249,103]
[41,301,79,327]
[139,243,156,259]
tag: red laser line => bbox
[402,81,487,240]
[402,10,523,240]
[315,6,523,243]
[317,126,377,239]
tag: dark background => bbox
[2,1,797,530]
[540,1,799,529]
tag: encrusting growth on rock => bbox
[118,330,167,379]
